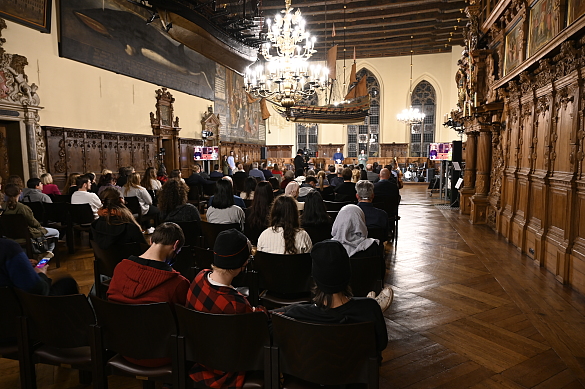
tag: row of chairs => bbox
[1,287,379,389]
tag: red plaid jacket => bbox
[186,270,253,389]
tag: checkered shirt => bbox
[186,270,253,389]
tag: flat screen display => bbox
[429,143,452,161]
[194,146,219,161]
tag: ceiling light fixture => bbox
[397,36,425,124]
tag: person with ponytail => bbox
[91,187,146,250]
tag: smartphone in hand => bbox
[36,258,51,268]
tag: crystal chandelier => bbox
[244,0,329,118]
[397,36,426,124]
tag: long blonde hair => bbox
[123,172,142,194]
[63,173,80,193]
[40,173,53,185]
[351,169,360,183]
[317,171,327,190]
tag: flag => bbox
[260,98,271,120]
[246,92,260,104]
[332,23,336,37]
[327,45,338,80]
[349,62,357,84]
[344,75,367,100]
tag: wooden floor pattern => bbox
[2,184,585,388]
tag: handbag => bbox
[31,236,50,254]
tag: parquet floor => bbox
[2,184,585,388]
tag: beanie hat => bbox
[311,240,352,294]
[213,229,250,269]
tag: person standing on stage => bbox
[227,150,236,175]
[294,149,308,177]
[358,149,368,167]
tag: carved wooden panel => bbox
[219,142,263,169]
[179,138,204,177]
[553,85,578,173]
[380,143,409,158]
[43,127,158,190]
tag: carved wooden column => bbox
[460,131,477,215]
[470,124,493,224]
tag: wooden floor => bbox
[3,184,585,388]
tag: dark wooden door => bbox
[0,121,24,182]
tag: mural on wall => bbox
[214,63,265,145]
[528,0,557,56]
[59,0,215,100]
[504,21,523,75]
[568,0,585,24]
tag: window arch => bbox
[409,80,436,157]
[347,68,380,158]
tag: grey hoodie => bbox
[21,188,52,203]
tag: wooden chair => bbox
[171,245,198,281]
[91,240,148,299]
[244,220,265,246]
[252,251,312,309]
[0,287,22,362]
[243,199,253,208]
[174,307,272,389]
[24,202,46,225]
[52,194,72,203]
[0,214,35,257]
[349,256,384,297]
[372,195,401,243]
[175,220,202,247]
[271,314,379,389]
[16,290,95,389]
[68,203,95,250]
[44,202,73,254]
[301,224,332,245]
[199,221,241,249]
[323,200,354,211]
[186,185,202,212]
[367,227,389,245]
[90,296,179,389]
[124,196,143,225]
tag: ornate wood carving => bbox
[151,87,181,170]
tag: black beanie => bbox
[213,229,250,269]
[311,240,351,294]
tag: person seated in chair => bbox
[157,179,201,223]
[107,222,189,306]
[209,164,224,179]
[91,187,146,250]
[333,168,357,202]
[0,237,79,296]
[71,174,102,220]
[22,178,52,203]
[356,180,388,230]
[332,204,381,259]
[186,229,259,388]
[273,239,391,359]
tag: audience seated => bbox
[257,195,312,255]
[40,173,61,196]
[63,172,80,195]
[3,184,60,257]
[206,179,245,230]
[157,165,168,184]
[329,167,345,187]
[298,177,317,200]
[260,162,273,179]
[334,168,357,202]
[186,229,256,388]
[271,163,282,176]
[141,166,162,194]
[22,178,52,203]
[185,164,213,186]
[122,172,159,233]
[86,172,99,193]
[374,168,401,200]
[169,169,186,183]
[300,191,332,232]
[248,162,266,181]
[91,187,146,250]
[244,181,274,245]
[207,176,247,209]
[116,166,134,188]
[332,205,380,259]
[239,176,256,200]
[352,168,362,183]
[158,179,201,223]
[284,181,304,211]
[316,170,330,189]
[326,165,337,184]
[356,180,389,229]
[269,177,284,196]
[272,240,389,358]
[97,173,121,197]
[280,170,294,189]
[366,164,380,182]
[210,163,224,179]
[0,237,78,295]
[71,175,105,220]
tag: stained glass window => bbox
[409,81,436,157]
[347,68,380,158]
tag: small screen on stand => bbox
[194,146,219,160]
[428,143,453,161]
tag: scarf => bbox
[331,204,379,257]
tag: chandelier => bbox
[397,36,426,124]
[244,0,329,118]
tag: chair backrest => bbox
[0,214,33,254]
[349,256,384,297]
[124,196,142,217]
[171,245,197,281]
[68,203,95,225]
[192,245,214,271]
[243,199,253,208]
[272,314,378,387]
[244,221,265,246]
[367,227,388,244]
[24,202,46,225]
[327,210,339,222]
[319,186,335,201]
[187,185,201,204]
[16,290,95,349]
[175,220,201,247]
[43,202,70,224]
[233,172,247,193]
[253,251,312,295]
[301,224,332,245]
[91,240,147,277]
[372,195,400,216]
[202,182,217,196]
[323,200,354,211]
[90,296,177,360]
[0,287,22,344]
[52,194,72,203]
[200,221,241,249]
[175,306,270,373]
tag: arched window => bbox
[409,80,436,157]
[296,123,318,157]
[347,68,380,158]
